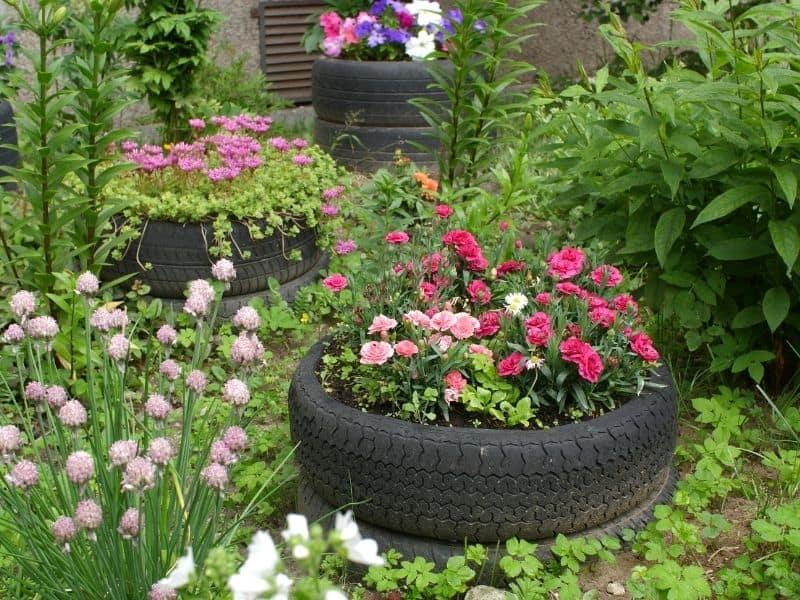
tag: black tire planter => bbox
[0,100,18,189]
[289,340,678,560]
[311,57,450,172]
[101,219,322,300]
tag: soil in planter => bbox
[318,337,644,432]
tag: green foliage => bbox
[412,0,544,195]
[533,1,800,382]
[579,0,665,23]
[123,0,220,141]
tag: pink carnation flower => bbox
[546,247,586,280]
[367,314,398,335]
[630,332,660,362]
[591,264,623,287]
[385,231,410,244]
[450,313,480,340]
[430,310,457,332]
[322,274,348,292]
[394,340,419,357]
[403,310,431,329]
[359,341,394,365]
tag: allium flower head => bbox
[230,333,265,367]
[2,323,24,344]
[0,425,21,456]
[59,400,87,428]
[46,385,69,409]
[24,381,46,402]
[183,294,210,319]
[222,378,250,406]
[74,499,102,531]
[232,306,260,331]
[185,370,207,394]
[109,309,128,329]
[90,307,113,332]
[51,516,77,550]
[211,259,237,283]
[6,459,38,490]
[188,279,215,303]
[26,316,59,340]
[118,507,140,538]
[10,290,36,322]
[122,457,156,492]
[156,324,178,347]
[145,394,171,420]
[147,437,174,466]
[107,334,130,362]
[210,440,235,465]
[223,426,248,452]
[65,451,94,485]
[159,359,181,381]
[201,463,228,491]
[149,585,177,600]
[76,272,100,296]
[109,440,138,467]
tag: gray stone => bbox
[607,581,626,596]
[465,585,510,600]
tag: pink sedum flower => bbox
[334,239,357,255]
[359,341,394,365]
[321,203,339,216]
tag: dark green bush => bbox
[534,0,800,383]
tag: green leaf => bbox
[691,185,767,228]
[660,271,695,288]
[762,119,784,152]
[639,115,663,156]
[707,239,771,261]
[731,306,764,329]
[654,208,685,267]
[762,286,790,332]
[768,220,800,273]
[771,164,797,208]
[731,351,776,374]
[660,161,683,199]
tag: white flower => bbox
[504,292,529,316]
[273,573,293,600]
[334,511,360,544]
[405,29,437,60]
[228,532,281,600]
[281,513,309,542]
[325,590,349,600]
[158,547,194,589]
[346,538,384,566]
[407,0,443,27]
[292,544,310,560]
[228,573,269,600]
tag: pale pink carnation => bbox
[431,334,453,352]
[210,440,235,465]
[76,272,100,296]
[0,425,21,455]
[46,385,69,409]
[74,499,102,531]
[107,334,130,362]
[186,370,207,394]
[147,438,174,466]
[59,400,87,428]
[202,463,228,491]
[450,313,480,340]
[26,316,59,340]
[145,394,171,420]
[211,258,237,283]
[3,323,24,344]
[223,426,248,452]
[159,359,181,381]
[233,306,260,331]
[430,310,457,332]
[65,451,94,485]
[468,344,493,358]
[108,440,138,467]
[367,314,398,335]
[156,324,178,347]
[394,340,419,357]
[444,371,467,393]
[6,459,38,489]
[52,516,77,550]
[122,457,156,492]
[359,341,394,365]
[403,310,431,329]
[24,381,46,402]
[222,378,250,406]
[118,508,140,538]
[10,291,36,322]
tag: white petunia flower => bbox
[405,29,437,60]
[158,547,195,589]
[407,0,443,27]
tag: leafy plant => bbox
[533,1,800,384]
[579,0,665,23]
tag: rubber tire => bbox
[298,470,677,572]
[102,219,321,299]
[0,100,18,189]
[313,117,438,172]
[312,57,451,127]
[289,340,678,544]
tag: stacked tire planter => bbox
[289,340,678,569]
[0,100,18,189]
[101,219,326,318]
[312,57,451,172]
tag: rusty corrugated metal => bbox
[257,0,325,103]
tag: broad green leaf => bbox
[660,161,683,199]
[595,65,608,93]
[762,286,790,332]
[768,220,800,272]
[771,164,797,208]
[654,208,685,267]
[731,306,764,329]
[732,351,776,374]
[707,239,771,261]
[660,270,694,288]
[693,280,716,306]
[620,209,654,254]
[692,185,767,228]
[639,115,662,156]
[762,119,784,152]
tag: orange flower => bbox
[423,178,438,192]
[414,172,429,185]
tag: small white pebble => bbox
[607,581,626,596]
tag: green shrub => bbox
[533,0,800,383]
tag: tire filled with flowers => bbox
[289,208,678,564]
[308,1,458,171]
